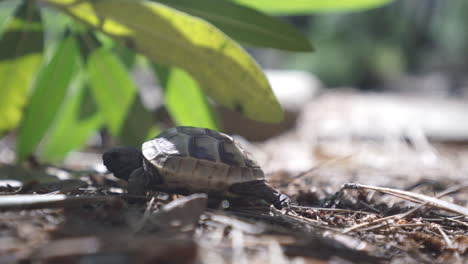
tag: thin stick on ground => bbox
[343,183,468,216]
[343,183,468,233]
[435,225,454,249]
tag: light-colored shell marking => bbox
[141,127,264,193]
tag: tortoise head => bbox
[102,147,142,181]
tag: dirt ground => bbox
[0,92,467,264]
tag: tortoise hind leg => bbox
[229,180,290,209]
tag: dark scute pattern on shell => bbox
[144,127,260,169]
[188,136,216,162]
[242,151,259,168]
[218,141,242,166]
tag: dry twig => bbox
[344,183,468,216]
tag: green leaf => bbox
[0,1,20,31]
[45,0,284,123]
[156,66,219,130]
[234,0,394,15]
[17,34,80,161]
[155,0,313,51]
[39,72,103,161]
[118,95,159,147]
[86,44,137,135]
[114,43,136,68]
[0,1,44,135]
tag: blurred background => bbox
[1,0,467,176]
[222,0,468,147]
[219,0,468,188]
[261,0,468,94]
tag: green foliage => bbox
[0,0,386,162]
[156,0,313,51]
[86,44,137,136]
[17,34,80,160]
[155,65,219,130]
[39,73,103,161]
[0,1,43,134]
[234,0,394,15]
[118,96,159,147]
[0,2,19,30]
[46,0,285,123]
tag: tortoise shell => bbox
[141,127,264,193]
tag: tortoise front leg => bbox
[128,168,148,198]
[229,180,290,209]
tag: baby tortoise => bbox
[103,126,289,209]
